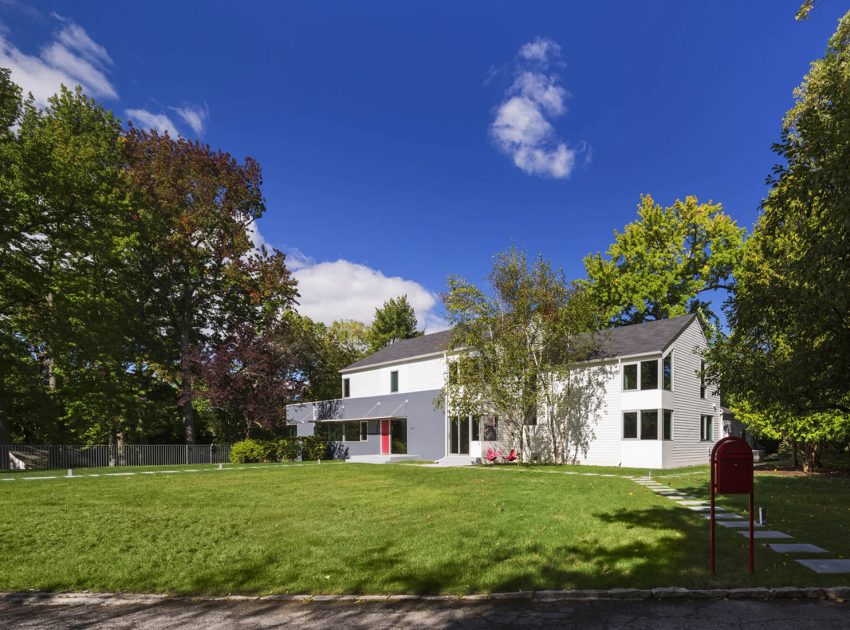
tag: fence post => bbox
[185,444,189,465]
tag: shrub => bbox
[301,436,330,461]
[230,439,275,464]
[274,438,301,462]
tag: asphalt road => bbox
[1,597,849,629]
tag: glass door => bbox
[450,417,470,454]
[390,419,407,454]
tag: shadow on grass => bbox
[181,505,746,595]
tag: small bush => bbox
[301,436,330,461]
[274,438,301,462]
[230,439,275,464]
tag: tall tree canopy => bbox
[122,129,298,443]
[709,12,850,433]
[443,248,608,464]
[582,195,744,327]
[368,294,423,352]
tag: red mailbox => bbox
[710,436,755,575]
[714,438,754,494]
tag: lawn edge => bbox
[2,587,848,605]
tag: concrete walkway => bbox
[632,476,850,575]
[2,596,848,629]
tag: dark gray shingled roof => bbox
[340,313,697,372]
[341,329,455,372]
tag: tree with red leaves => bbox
[123,130,298,443]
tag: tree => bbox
[186,321,309,439]
[368,295,422,352]
[442,248,609,463]
[582,195,745,327]
[708,11,850,465]
[122,129,297,443]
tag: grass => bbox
[664,469,850,563]
[0,463,847,595]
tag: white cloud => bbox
[0,18,117,105]
[490,36,585,179]
[125,108,179,136]
[246,221,270,251]
[292,257,447,332]
[172,103,209,136]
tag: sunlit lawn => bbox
[0,463,847,595]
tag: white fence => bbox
[0,444,232,471]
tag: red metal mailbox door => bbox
[714,438,753,494]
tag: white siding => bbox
[344,355,447,399]
[671,318,721,467]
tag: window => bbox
[663,410,673,440]
[390,370,399,393]
[360,421,368,441]
[640,410,659,440]
[344,421,361,442]
[623,412,638,439]
[663,353,673,391]
[282,425,297,438]
[700,360,706,398]
[640,359,659,390]
[343,378,350,398]
[623,364,638,391]
[700,415,713,441]
[471,416,480,441]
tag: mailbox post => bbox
[710,436,754,575]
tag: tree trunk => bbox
[802,442,818,473]
[45,291,57,391]
[180,286,196,445]
[0,409,10,445]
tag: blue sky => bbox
[1,1,847,330]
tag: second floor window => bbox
[343,378,350,398]
[390,370,399,393]
[663,353,673,391]
[623,364,638,390]
[640,359,659,390]
[700,360,706,398]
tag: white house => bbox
[286,313,722,468]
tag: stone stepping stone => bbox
[677,500,709,506]
[767,544,827,554]
[701,513,743,520]
[737,530,792,539]
[689,506,724,512]
[795,559,850,573]
[718,520,764,528]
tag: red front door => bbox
[380,419,390,454]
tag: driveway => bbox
[1,597,848,629]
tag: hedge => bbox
[230,437,330,464]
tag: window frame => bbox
[622,411,639,440]
[390,370,399,393]
[700,360,706,399]
[640,409,659,440]
[662,409,673,441]
[663,352,673,391]
[700,414,714,442]
[342,377,350,398]
[640,359,660,391]
[622,363,638,391]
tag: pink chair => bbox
[503,449,518,463]
[486,447,501,462]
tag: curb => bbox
[1,587,848,606]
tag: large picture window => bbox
[316,421,367,442]
[623,364,638,390]
[640,359,659,390]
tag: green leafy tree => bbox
[709,12,850,455]
[122,129,297,443]
[582,195,745,327]
[368,295,422,352]
[442,248,609,463]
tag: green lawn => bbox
[0,463,847,595]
